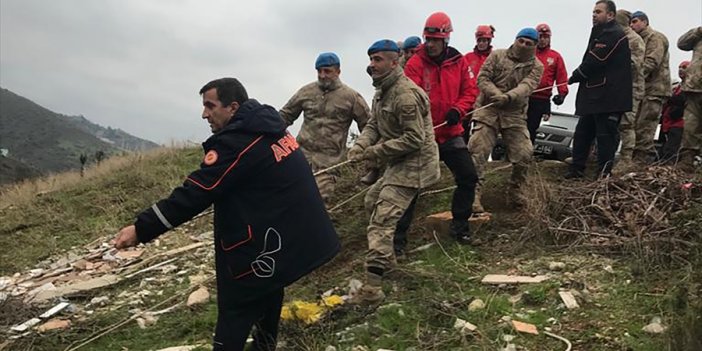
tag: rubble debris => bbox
[11,318,41,332]
[33,274,121,302]
[453,318,477,334]
[642,317,667,334]
[548,262,566,271]
[39,301,70,318]
[502,334,516,342]
[558,291,580,310]
[115,249,144,260]
[425,211,491,236]
[468,298,486,311]
[155,345,202,351]
[186,286,210,307]
[136,312,159,329]
[37,319,72,332]
[88,296,110,307]
[481,274,549,284]
[512,320,539,335]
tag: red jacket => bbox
[404,45,478,144]
[531,46,569,101]
[463,46,492,76]
[661,84,685,132]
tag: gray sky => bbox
[1,0,700,144]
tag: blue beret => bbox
[368,39,400,56]
[631,11,648,22]
[315,52,340,69]
[403,36,422,50]
[516,27,538,42]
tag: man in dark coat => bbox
[566,0,632,178]
[113,78,340,351]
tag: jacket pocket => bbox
[220,225,257,279]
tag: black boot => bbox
[450,220,471,245]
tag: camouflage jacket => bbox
[678,26,702,93]
[639,26,672,97]
[473,46,544,128]
[354,67,440,189]
[279,79,370,169]
[624,26,646,101]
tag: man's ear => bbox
[229,101,240,116]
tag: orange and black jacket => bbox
[570,20,632,115]
[134,99,339,303]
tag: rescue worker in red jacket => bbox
[660,60,691,162]
[463,25,496,141]
[398,11,479,249]
[527,23,569,144]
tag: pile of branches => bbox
[541,167,701,265]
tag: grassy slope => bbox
[1,149,700,351]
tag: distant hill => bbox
[0,155,41,186]
[0,87,158,177]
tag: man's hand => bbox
[552,94,565,105]
[542,113,551,122]
[113,225,139,249]
[347,145,365,162]
[567,76,576,85]
[363,145,380,162]
[490,94,510,107]
[445,109,461,126]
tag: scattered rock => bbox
[548,262,566,271]
[324,346,337,351]
[188,274,207,288]
[187,286,210,307]
[136,312,158,329]
[512,320,539,335]
[559,291,580,309]
[468,299,486,312]
[37,319,71,332]
[481,274,549,285]
[348,279,363,297]
[453,318,477,335]
[502,334,516,342]
[33,274,121,302]
[89,296,110,307]
[642,317,666,334]
[116,249,144,260]
[603,265,615,274]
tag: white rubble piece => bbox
[39,301,70,318]
[155,345,202,351]
[642,317,666,334]
[11,318,41,332]
[548,262,566,271]
[32,274,121,302]
[453,318,477,335]
[558,291,580,309]
[468,299,486,311]
[481,274,549,285]
[89,296,110,307]
[136,312,159,329]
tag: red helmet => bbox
[424,12,452,39]
[475,25,495,39]
[536,23,551,37]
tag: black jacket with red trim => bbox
[134,99,339,304]
[570,20,632,115]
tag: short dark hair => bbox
[199,78,248,106]
[596,0,617,14]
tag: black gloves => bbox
[552,94,565,106]
[445,108,461,126]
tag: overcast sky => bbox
[1,0,700,144]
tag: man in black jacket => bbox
[566,0,632,179]
[113,78,340,351]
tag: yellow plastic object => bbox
[280,295,344,324]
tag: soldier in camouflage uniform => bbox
[629,11,672,163]
[348,39,440,304]
[279,52,370,204]
[615,9,646,168]
[677,26,702,173]
[468,28,544,210]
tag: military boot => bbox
[350,272,385,305]
[450,219,471,245]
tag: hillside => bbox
[0,88,156,177]
[0,148,700,351]
[0,156,41,185]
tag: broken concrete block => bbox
[512,320,539,335]
[33,274,121,302]
[116,249,144,260]
[187,286,210,307]
[11,318,41,332]
[37,319,71,332]
[642,317,666,334]
[89,296,110,307]
[39,302,70,318]
[136,313,158,329]
[468,299,485,312]
[481,274,549,284]
[558,291,580,309]
[188,274,207,288]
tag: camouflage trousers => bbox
[618,96,642,160]
[363,180,418,272]
[633,96,664,159]
[680,92,702,158]
[313,169,337,207]
[468,121,532,189]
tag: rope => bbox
[313,160,352,176]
